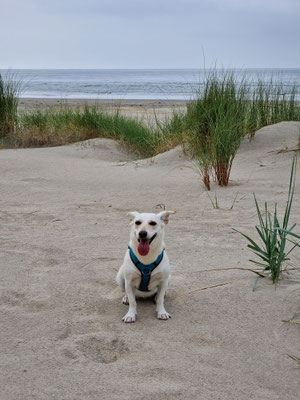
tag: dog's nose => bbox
[139,230,147,239]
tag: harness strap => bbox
[128,246,164,292]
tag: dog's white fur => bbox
[116,210,175,323]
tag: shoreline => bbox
[18,97,300,113]
[18,97,188,112]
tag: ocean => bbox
[1,68,299,100]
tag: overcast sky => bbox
[0,0,299,69]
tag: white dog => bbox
[116,210,176,323]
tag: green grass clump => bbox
[237,156,299,287]
[184,70,300,189]
[247,80,300,137]
[17,105,191,157]
[0,72,22,138]
[18,106,159,157]
[154,108,189,153]
[187,70,249,188]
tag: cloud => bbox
[0,0,299,68]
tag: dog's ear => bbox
[158,210,176,225]
[127,211,139,223]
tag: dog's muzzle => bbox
[137,233,157,256]
[138,230,147,240]
[138,232,157,244]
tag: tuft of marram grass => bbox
[247,80,300,138]
[186,70,249,188]
[17,106,160,157]
[17,105,190,157]
[0,71,22,138]
[185,70,300,189]
[153,108,189,154]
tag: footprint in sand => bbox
[0,290,48,312]
[63,334,129,364]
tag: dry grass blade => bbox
[268,147,300,154]
[175,281,232,299]
[193,267,266,278]
[282,305,300,326]
[287,354,300,365]
[282,319,300,326]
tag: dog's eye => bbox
[149,221,157,226]
[135,220,142,225]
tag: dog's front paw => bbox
[122,295,129,305]
[157,310,171,320]
[122,312,136,323]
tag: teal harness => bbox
[128,246,164,292]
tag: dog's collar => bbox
[128,246,164,292]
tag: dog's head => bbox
[128,211,176,256]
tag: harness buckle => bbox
[142,267,150,275]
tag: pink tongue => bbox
[138,240,150,256]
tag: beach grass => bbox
[17,106,160,157]
[153,108,189,153]
[186,70,249,187]
[247,80,299,137]
[16,105,189,157]
[3,69,300,167]
[0,71,22,138]
[185,71,300,188]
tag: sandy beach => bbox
[1,99,300,399]
[18,98,187,125]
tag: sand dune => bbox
[1,122,300,399]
